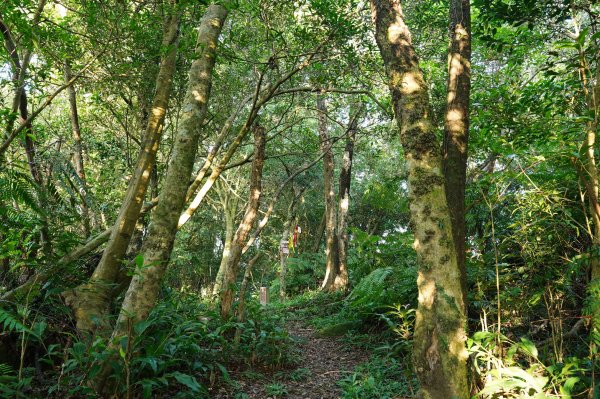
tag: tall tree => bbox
[111,3,228,336]
[370,1,469,397]
[63,5,181,331]
[442,0,471,306]
[335,106,360,290]
[220,125,266,318]
[317,95,340,291]
[576,26,600,362]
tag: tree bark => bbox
[318,96,340,291]
[178,124,251,228]
[334,109,358,291]
[111,4,227,338]
[370,1,469,397]
[236,251,261,324]
[63,9,181,331]
[220,126,266,318]
[65,61,92,236]
[177,48,322,228]
[442,0,471,310]
[212,182,240,296]
[312,211,326,253]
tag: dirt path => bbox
[213,321,368,399]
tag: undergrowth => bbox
[3,291,294,398]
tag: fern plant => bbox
[0,167,41,213]
[0,307,35,336]
[346,267,394,313]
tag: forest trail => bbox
[213,321,368,399]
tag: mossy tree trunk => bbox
[109,4,228,339]
[213,181,240,296]
[370,1,469,397]
[63,6,181,332]
[220,126,266,318]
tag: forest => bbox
[0,0,598,398]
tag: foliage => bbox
[347,228,416,291]
[270,252,325,297]
[0,0,598,396]
[45,292,294,398]
[265,382,288,397]
[469,332,592,398]
[338,356,415,399]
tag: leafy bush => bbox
[347,228,416,287]
[0,363,33,398]
[270,252,325,297]
[46,291,294,398]
[469,331,592,398]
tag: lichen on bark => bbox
[370,1,469,397]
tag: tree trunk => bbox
[280,189,302,300]
[442,0,471,310]
[236,251,261,324]
[213,185,239,296]
[312,211,326,252]
[234,251,262,343]
[110,4,227,339]
[370,1,469,398]
[63,9,181,331]
[178,122,253,228]
[334,107,358,291]
[220,126,266,318]
[65,61,92,236]
[318,96,340,291]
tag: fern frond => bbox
[0,307,35,336]
[0,167,40,213]
[347,267,394,309]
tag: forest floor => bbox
[212,321,368,399]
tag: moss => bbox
[408,219,417,232]
[410,168,445,198]
[418,255,430,271]
[318,321,359,337]
[422,229,436,244]
[422,204,432,217]
[401,116,438,161]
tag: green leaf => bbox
[134,319,152,336]
[216,363,230,382]
[171,371,201,392]
[519,337,538,358]
[135,254,144,269]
